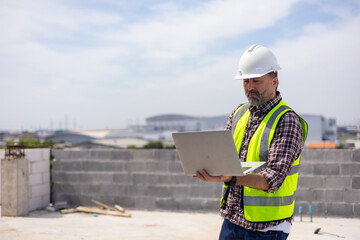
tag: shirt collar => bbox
[249,91,282,115]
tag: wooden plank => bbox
[114,204,125,213]
[91,199,117,211]
[60,208,77,214]
[76,206,131,218]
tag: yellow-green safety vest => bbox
[224,100,308,222]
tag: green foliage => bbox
[143,141,163,149]
[164,145,176,149]
[6,133,53,149]
[126,145,138,149]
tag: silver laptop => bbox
[172,130,266,176]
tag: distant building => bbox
[46,129,148,149]
[143,113,337,146]
[143,114,228,140]
[300,114,337,145]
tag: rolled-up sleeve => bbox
[260,112,304,193]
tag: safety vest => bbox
[229,100,307,222]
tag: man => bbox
[195,44,307,240]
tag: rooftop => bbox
[0,209,359,240]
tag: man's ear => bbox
[272,77,279,89]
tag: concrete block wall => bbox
[295,149,360,218]
[52,149,222,212]
[52,149,360,217]
[0,148,50,211]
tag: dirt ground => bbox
[0,210,359,240]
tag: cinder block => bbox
[42,194,50,207]
[113,196,135,208]
[52,160,62,171]
[169,186,191,198]
[133,150,154,160]
[125,161,146,172]
[86,173,114,184]
[98,184,127,197]
[344,189,360,203]
[298,163,313,175]
[31,183,50,198]
[341,163,360,175]
[31,160,49,174]
[145,186,170,198]
[178,198,206,211]
[190,185,218,198]
[174,151,180,161]
[103,161,126,172]
[29,173,42,185]
[52,172,65,182]
[313,164,340,175]
[323,150,353,162]
[134,196,156,210]
[298,176,325,188]
[325,176,351,189]
[51,150,70,161]
[146,161,169,172]
[354,204,360,217]
[168,161,184,173]
[79,184,101,195]
[29,196,43,211]
[155,197,179,210]
[69,150,91,160]
[326,203,353,217]
[112,173,132,184]
[0,149,5,159]
[25,149,42,162]
[300,149,324,162]
[352,150,360,162]
[133,173,169,185]
[312,189,326,202]
[325,190,344,202]
[53,183,79,194]
[61,161,83,171]
[153,149,176,161]
[89,150,111,160]
[203,199,219,211]
[42,149,50,161]
[110,150,132,160]
[352,177,360,189]
[69,194,93,206]
[85,160,107,171]
[295,189,313,201]
[43,172,50,184]
[120,184,144,197]
[170,173,199,185]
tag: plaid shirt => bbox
[219,91,304,231]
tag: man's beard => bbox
[246,90,262,106]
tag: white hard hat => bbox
[234,44,281,80]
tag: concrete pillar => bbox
[1,158,29,216]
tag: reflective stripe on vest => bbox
[231,100,307,222]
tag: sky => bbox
[1,0,360,131]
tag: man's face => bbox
[243,74,278,106]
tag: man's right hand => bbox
[194,169,232,183]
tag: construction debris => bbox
[314,228,344,238]
[59,200,131,218]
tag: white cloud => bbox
[106,0,300,61]
[273,9,360,123]
[1,0,359,129]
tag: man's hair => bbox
[268,71,278,79]
[268,71,279,91]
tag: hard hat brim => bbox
[233,68,281,80]
[234,72,267,80]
